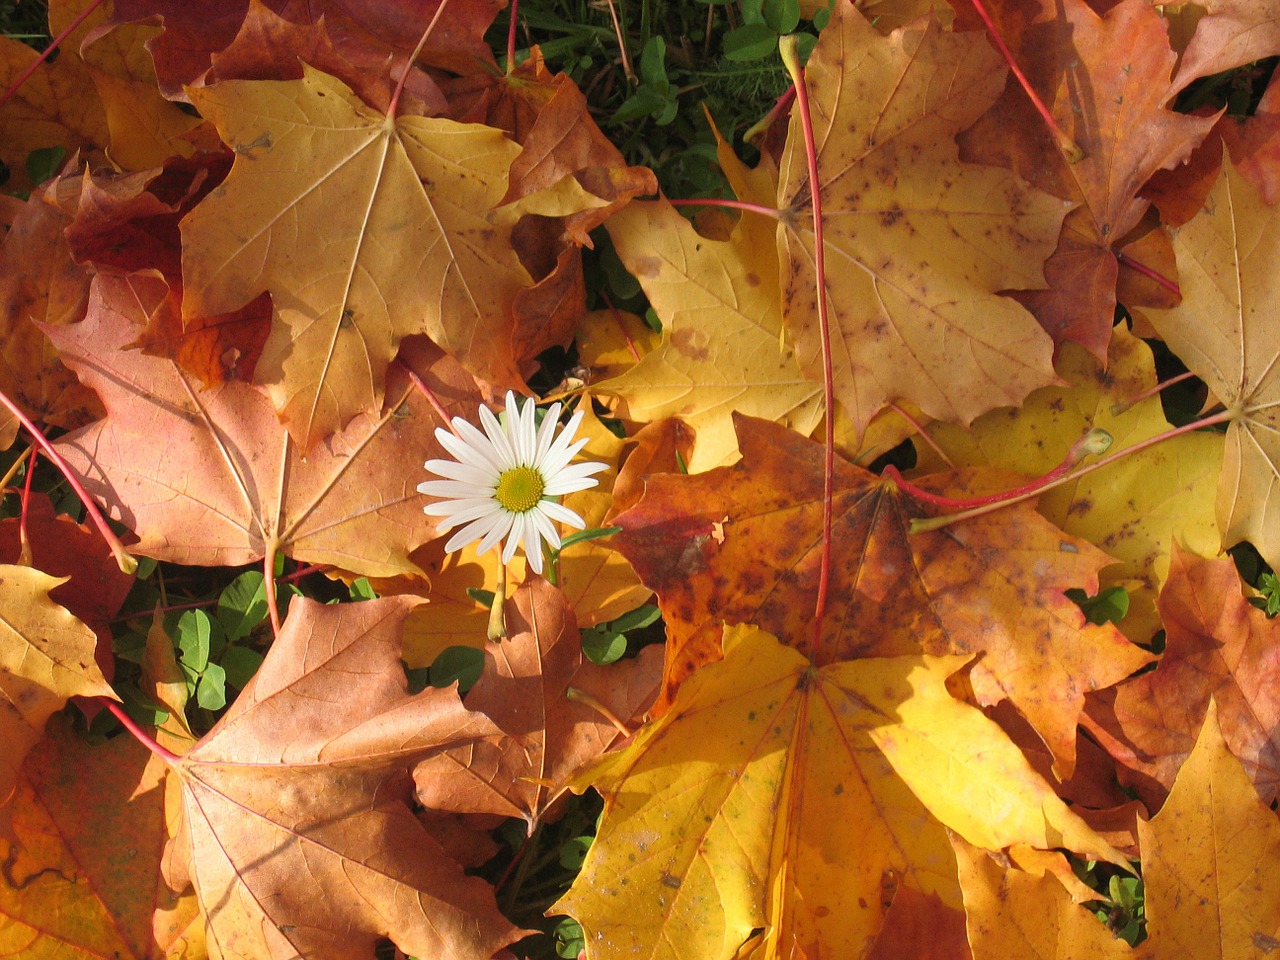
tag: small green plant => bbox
[580,602,661,664]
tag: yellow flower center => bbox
[495,466,545,513]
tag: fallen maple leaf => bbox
[202,0,447,116]
[164,594,517,960]
[49,273,480,577]
[598,199,822,472]
[777,2,1068,437]
[0,178,104,449]
[612,415,1151,776]
[555,401,653,627]
[555,625,1126,960]
[0,35,109,194]
[1084,545,1280,807]
[180,65,535,448]
[0,491,136,651]
[0,716,202,959]
[915,326,1222,642]
[1169,0,1280,94]
[414,577,661,831]
[107,0,498,100]
[0,564,116,829]
[1143,154,1280,570]
[959,699,1280,959]
[957,0,1216,355]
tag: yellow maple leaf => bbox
[597,199,822,472]
[1144,154,1280,571]
[182,66,534,449]
[957,699,1280,959]
[555,625,1125,960]
[916,326,1222,641]
[777,2,1070,439]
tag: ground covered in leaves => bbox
[2,0,1280,958]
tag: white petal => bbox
[450,418,511,473]
[520,513,545,573]
[539,408,585,466]
[423,459,497,486]
[437,432,501,478]
[538,500,586,529]
[480,402,518,466]
[532,401,563,466]
[543,464,606,496]
[427,500,505,527]
[501,518,522,565]
[540,436,591,478]
[475,512,514,555]
[529,506,562,550]
[511,393,537,464]
[446,511,512,555]
[418,479,496,500]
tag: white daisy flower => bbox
[418,392,608,574]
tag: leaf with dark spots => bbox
[612,414,1151,777]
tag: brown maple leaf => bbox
[49,272,479,577]
[0,565,116,833]
[957,0,1216,355]
[778,2,1068,437]
[0,181,102,449]
[612,415,1151,777]
[1084,545,1280,808]
[203,0,447,116]
[959,700,1280,960]
[414,577,661,831]
[107,0,499,101]
[164,594,518,960]
[0,491,135,651]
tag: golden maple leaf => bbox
[958,699,1280,959]
[556,625,1126,960]
[181,65,534,449]
[777,3,1069,438]
[1144,155,1280,570]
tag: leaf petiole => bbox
[909,409,1234,533]
[886,427,1114,512]
[0,386,137,574]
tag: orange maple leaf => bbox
[1084,545,1280,808]
[49,273,478,577]
[556,625,1126,960]
[0,716,202,958]
[164,595,518,960]
[414,577,661,831]
[958,0,1216,354]
[612,414,1151,776]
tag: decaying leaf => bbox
[959,700,1280,960]
[957,0,1216,354]
[915,326,1222,642]
[778,2,1068,437]
[613,415,1151,776]
[0,716,202,959]
[414,577,660,830]
[599,199,822,472]
[1084,545,1280,807]
[50,273,481,577]
[0,565,115,828]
